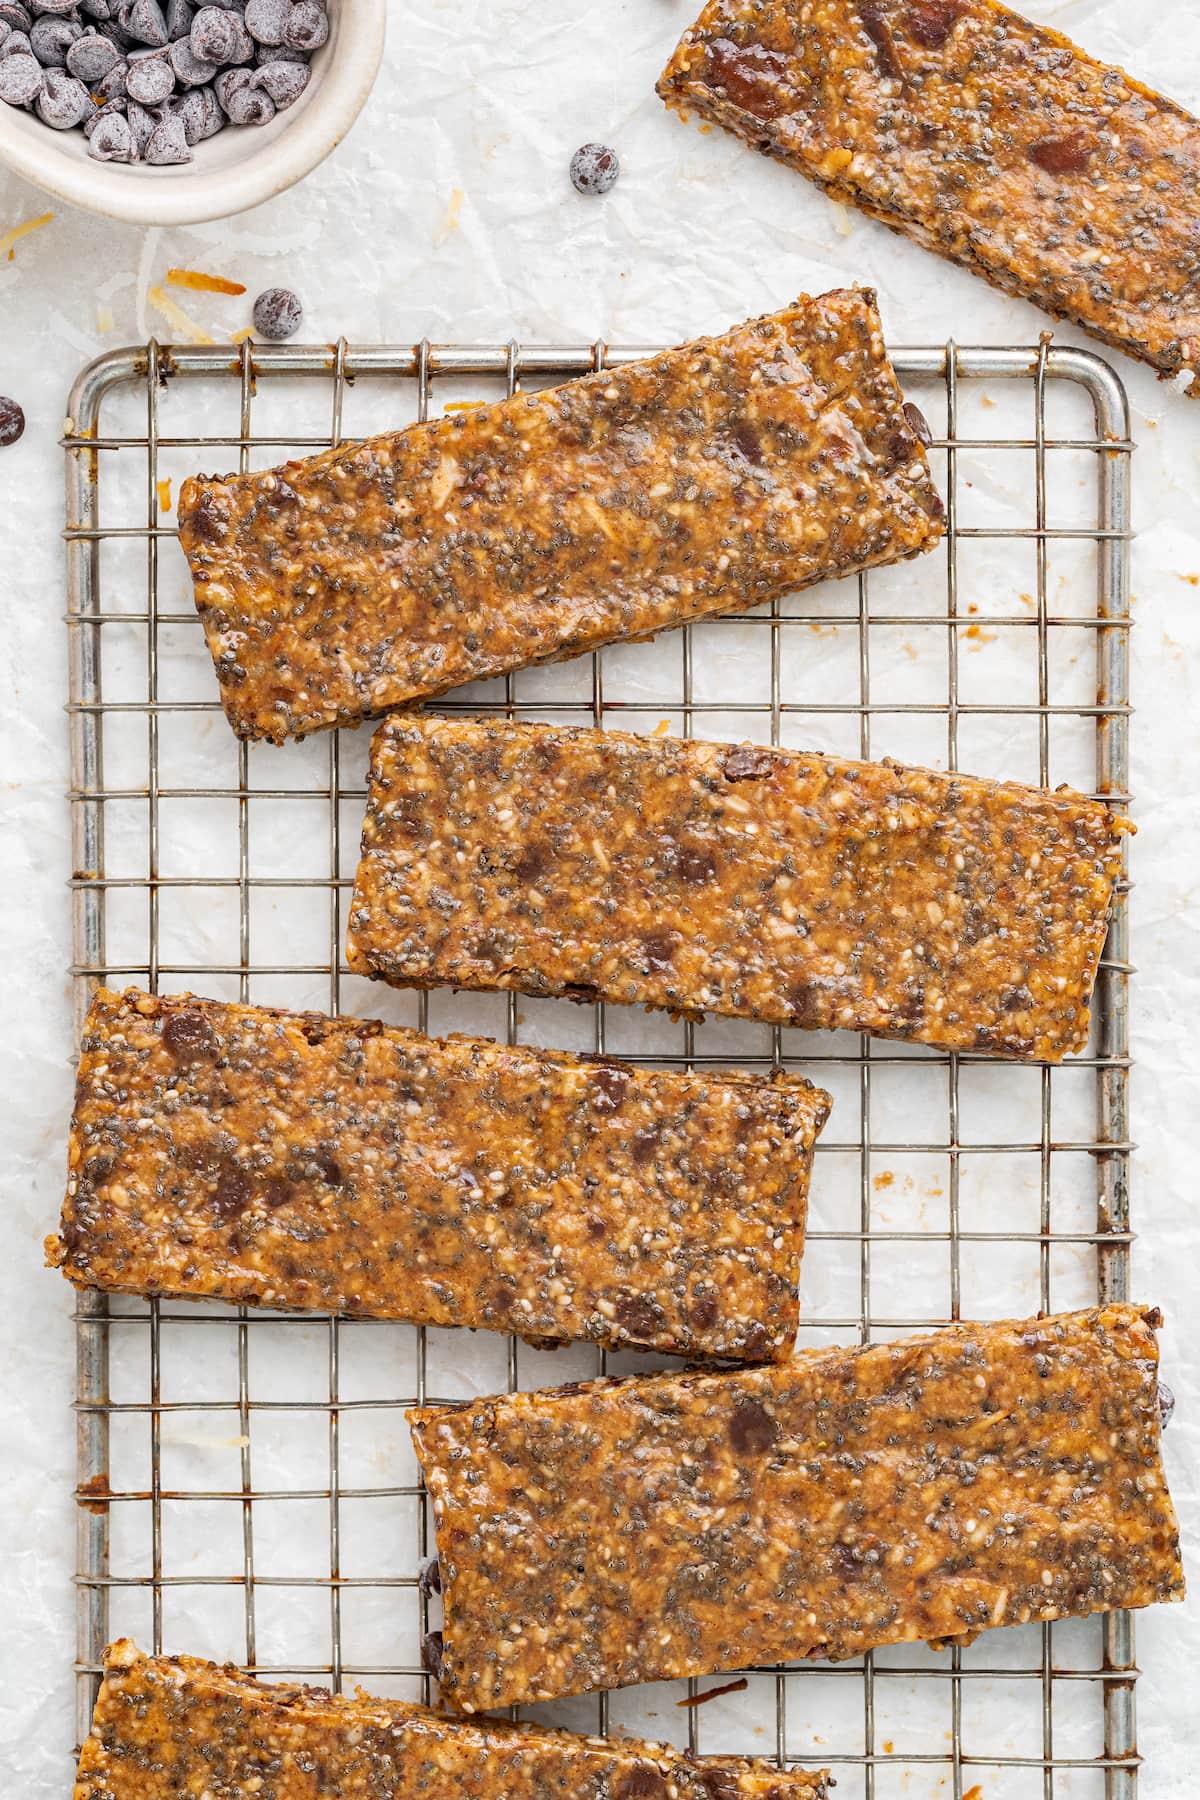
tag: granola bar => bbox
[176,290,943,741]
[74,1639,832,1799]
[408,1304,1184,1711]
[659,0,1200,393]
[46,988,829,1362]
[346,716,1127,1061]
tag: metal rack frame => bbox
[64,335,1134,1796]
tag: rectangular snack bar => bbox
[47,987,830,1363]
[409,1304,1184,1711]
[659,1,1200,393]
[75,1639,832,1800]
[346,716,1128,1061]
[176,290,944,742]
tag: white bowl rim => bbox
[0,2,385,227]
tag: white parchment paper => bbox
[0,1,1197,1792]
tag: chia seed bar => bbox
[46,988,830,1362]
[176,290,944,742]
[659,1,1200,393]
[75,1639,832,1800]
[408,1304,1184,1711]
[346,716,1128,1061]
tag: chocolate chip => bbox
[491,1285,515,1312]
[676,843,717,883]
[1159,1382,1176,1429]
[212,1165,251,1221]
[315,1151,341,1186]
[641,928,678,971]
[904,0,967,47]
[418,1555,442,1598]
[162,1008,218,1064]
[732,422,763,463]
[742,1321,772,1360]
[631,1125,662,1167]
[1029,132,1094,176]
[261,1177,294,1210]
[722,745,775,782]
[613,1292,665,1346]
[616,1767,670,1800]
[704,37,786,120]
[184,488,224,544]
[513,842,546,883]
[586,1215,607,1241]
[689,1291,719,1331]
[696,1770,742,1800]
[590,1066,630,1115]
[902,401,933,447]
[420,1630,444,1680]
[728,1396,778,1456]
[0,395,25,447]
[857,0,903,80]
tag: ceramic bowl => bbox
[0,1,385,227]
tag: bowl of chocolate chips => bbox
[0,0,384,224]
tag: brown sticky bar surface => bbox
[409,1304,1184,1711]
[75,1639,832,1800]
[47,988,829,1361]
[346,716,1127,1061]
[659,1,1200,393]
[176,290,943,741]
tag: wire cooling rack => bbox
[64,334,1134,1798]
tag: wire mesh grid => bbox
[64,333,1134,1799]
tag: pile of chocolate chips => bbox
[0,0,328,166]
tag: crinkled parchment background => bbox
[1,0,1198,1791]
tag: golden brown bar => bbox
[409,1304,1184,1711]
[659,1,1200,392]
[47,988,829,1362]
[176,290,943,742]
[75,1640,832,1800]
[346,716,1127,1061]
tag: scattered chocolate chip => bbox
[253,285,303,340]
[742,1321,772,1360]
[1158,1381,1175,1428]
[418,1555,442,1598]
[728,1395,779,1455]
[0,394,25,447]
[569,140,619,195]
